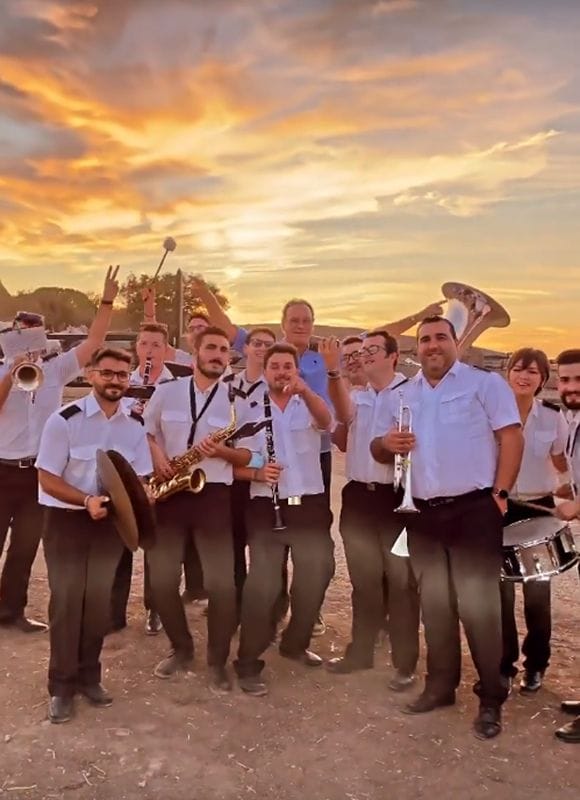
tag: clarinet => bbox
[142,355,153,386]
[263,391,286,531]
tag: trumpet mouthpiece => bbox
[163,237,177,252]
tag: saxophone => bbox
[149,403,237,502]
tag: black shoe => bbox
[474,706,502,740]
[473,675,513,698]
[403,690,456,714]
[520,670,543,693]
[5,616,48,633]
[388,671,416,693]
[562,700,580,715]
[555,717,580,743]
[48,696,73,724]
[209,666,232,694]
[326,656,373,674]
[145,610,162,636]
[153,652,194,679]
[79,684,113,707]
[238,674,268,697]
[280,649,323,668]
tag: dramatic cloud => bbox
[0,0,579,352]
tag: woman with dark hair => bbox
[499,347,569,693]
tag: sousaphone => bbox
[441,281,510,353]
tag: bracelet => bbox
[83,495,92,509]
[326,369,340,379]
[100,300,113,306]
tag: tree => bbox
[13,287,98,331]
[119,272,229,339]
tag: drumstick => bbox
[510,498,557,517]
[151,237,177,284]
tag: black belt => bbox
[350,480,393,492]
[0,457,36,469]
[414,487,491,509]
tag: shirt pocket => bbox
[439,391,486,436]
[289,417,312,453]
[68,444,97,483]
[533,429,554,458]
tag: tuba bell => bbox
[442,281,510,355]
[11,361,44,392]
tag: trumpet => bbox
[11,360,43,392]
[393,393,419,514]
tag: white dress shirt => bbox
[386,361,520,500]
[143,377,248,485]
[564,410,580,491]
[36,392,153,510]
[511,400,568,499]
[172,348,193,367]
[346,372,407,485]
[130,364,174,386]
[0,349,81,459]
[246,394,324,499]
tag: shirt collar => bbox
[85,391,129,419]
[416,358,461,387]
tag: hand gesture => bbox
[421,300,445,318]
[259,462,283,484]
[141,285,156,319]
[319,337,340,372]
[283,375,308,396]
[554,499,580,521]
[382,426,416,455]
[87,495,110,521]
[102,265,120,304]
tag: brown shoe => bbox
[403,690,456,714]
[79,684,113,707]
[280,649,323,667]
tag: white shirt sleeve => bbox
[49,349,83,385]
[142,385,162,438]
[478,372,521,431]
[173,349,192,366]
[35,413,70,476]
[132,429,154,476]
[552,411,569,456]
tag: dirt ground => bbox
[1,455,579,800]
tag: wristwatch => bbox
[493,488,509,500]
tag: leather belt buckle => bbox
[18,458,34,469]
[366,482,377,492]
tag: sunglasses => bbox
[249,339,275,349]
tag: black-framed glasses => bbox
[91,368,131,382]
[359,345,388,357]
[249,339,275,349]
[342,351,361,363]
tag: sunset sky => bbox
[0,0,579,354]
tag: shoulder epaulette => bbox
[59,404,82,420]
[157,378,177,386]
[541,399,560,412]
[41,351,59,363]
[129,410,145,425]
[222,373,236,383]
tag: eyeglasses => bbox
[359,345,388,357]
[91,368,131,382]
[249,339,275,349]
[342,351,361,363]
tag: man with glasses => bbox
[36,347,152,723]
[0,267,120,633]
[324,331,420,688]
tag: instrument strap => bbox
[187,379,219,448]
[566,420,579,459]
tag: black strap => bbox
[187,379,219,448]
[566,421,579,459]
[245,378,264,398]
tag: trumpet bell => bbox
[11,362,43,392]
[442,281,510,349]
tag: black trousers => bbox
[231,479,250,609]
[183,537,206,599]
[43,508,123,697]
[235,495,335,678]
[0,463,44,620]
[499,496,554,677]
[339,481,420,672]
[110,548,155,626]
[407,490,508,708]
[147,484,236,666]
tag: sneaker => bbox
[238,674,269,697]
[153,652,194,679]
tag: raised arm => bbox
[374,300,445,337]
[191,277,239,344]
[73,266,120,367]
[319,337,353,424]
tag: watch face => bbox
[496,489,509,499]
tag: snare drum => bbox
[502,517,579,582]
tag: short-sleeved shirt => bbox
[244,394,324,499]
[384,361,521,500]
[564,410,580,489]
[36,392,153,510]
[130,365,174,386]
[0,349,81,459]
[143,376,252,485]
[346,372,407,485]
[512,400,568,498]
[172,349,193,367]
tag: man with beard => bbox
[370,316,523,739]
[36,348,153,724]
[233,344,334,696]
[553,348,580,743]
[110,323,174,636]
[324,331,420,688]
[143,327,254,693]
[0,266,119,634]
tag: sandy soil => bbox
[1,455,579,800]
